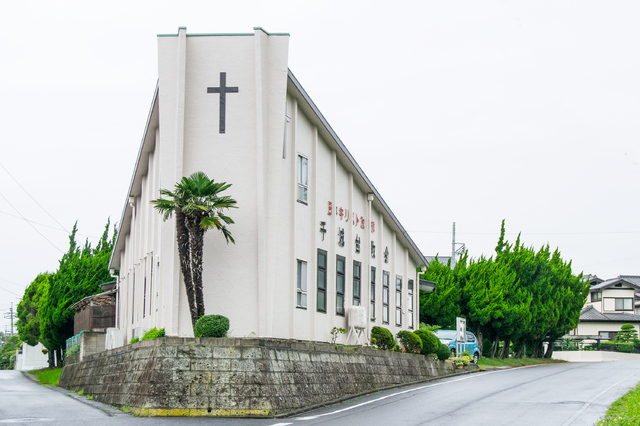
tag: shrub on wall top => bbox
[414,329,439,355]
[141,328,165,341]
[194,315,230,338]
[371,326,395,350]
[397,330,423,354]
[436,343,451,361]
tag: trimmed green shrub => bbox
[414,329,439,355]
[194,315,230,338]
[371,326,395,350]
[129,337,139,344]
[436,343,451,361]
[141,328,165,341]
[600,341,615,351]
[397,330,423,354]
[633,339,640,351]
[617,342,634,353]
[615,324,638,343]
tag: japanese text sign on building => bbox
[327,201,374,233]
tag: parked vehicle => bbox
[434,329,481,363]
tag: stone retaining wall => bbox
[59,337,474,417]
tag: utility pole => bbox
[451,222,466,269]
[3,303,15,336]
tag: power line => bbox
[0,161,69,234]
[0,285,22,297]
[0,210,100,239]
[0,190,64,254]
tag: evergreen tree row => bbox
[420,220,589,359]
[16,220,115,366]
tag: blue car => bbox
[434,329,481,363]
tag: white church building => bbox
[109,27,427,345]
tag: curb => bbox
[20,371,128,418]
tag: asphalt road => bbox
[2,361,639,425]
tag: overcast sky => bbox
[1,1,639,334]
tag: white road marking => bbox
[295,369,509,420]
[561,370,640,426]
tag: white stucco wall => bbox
[110,28,424,344]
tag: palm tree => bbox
[151,171,237,330]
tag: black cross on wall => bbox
[207,72,239,134]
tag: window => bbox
[297,155,308,204]
[317,250,327,313]
[353,261,361,306]
[466,332,475,343]
[336,255,345,316]
[396,275,403,326]
[297,260,307,309]
[591,291,602,302]
[370,267,376,321]
[408,279,414,329]
[615,298,633,311]
[382,271,390,324]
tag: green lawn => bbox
[28,367,62,386]
[597,381,640,425]
[477,357,566,369]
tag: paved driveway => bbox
[553,350,640,362]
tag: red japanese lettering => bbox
[371,221,375,233]
[328,201,332,215]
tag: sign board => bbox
[456,317,466,343]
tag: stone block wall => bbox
[79,331,107,361]
[59,337,472,417]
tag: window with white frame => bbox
[615,298,633,311]
[297,260,307,309]
[317,250,327,313]
[336,255,345,316]
[396,275,402,326]
[382,271,390,324]
[353,261,361,306]
[297,155,308,204]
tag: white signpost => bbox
[456,317,466,357]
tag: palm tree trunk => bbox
[176,211,197,329]
[188,215,206,320]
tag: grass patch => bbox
[477,357,566,369]
[121,405,131,413]
[597,381,640,425]
[28,367,62,387]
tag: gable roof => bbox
[110,64,428,270]
[589,276,640,292]
[287,70,427,267]
[580,305,640,323]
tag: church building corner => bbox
[108,27,427,349]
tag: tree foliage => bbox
[17,273,51,346]
[615,324,638,343]
[420,220,589,359]
[38,221,116,362]
[151,172,237,331]
[0,334,19,370]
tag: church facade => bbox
[109,27,427,345]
